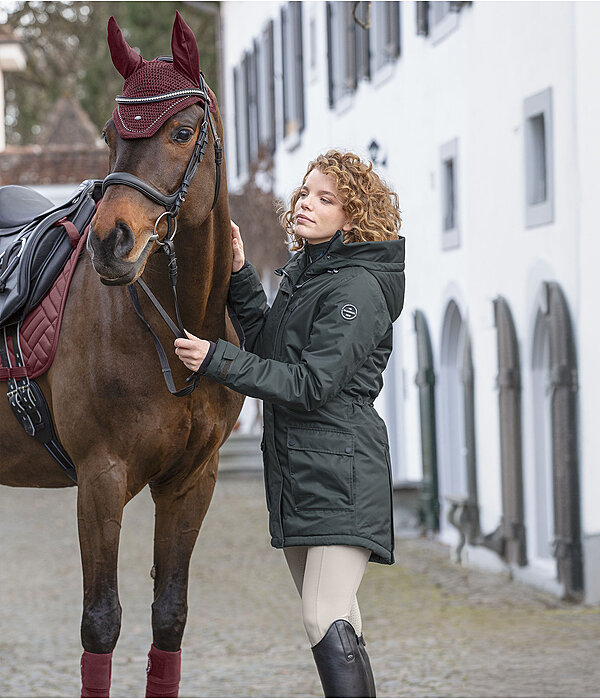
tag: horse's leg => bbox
[146,454,218,698]
[77,463,128,698]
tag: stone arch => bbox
[439,299,479,547]
[413,309,440,532]
[531,281,582,598]
[493,295,527,566]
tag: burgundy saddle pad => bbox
[3,229,89,379]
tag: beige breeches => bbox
[283,545,371,647]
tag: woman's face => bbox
[294,169,352,244]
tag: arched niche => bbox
[439,299,479,551]
[531,281,582,599]
[493,295,527,566]
[413,309,440,532]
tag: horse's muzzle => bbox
[87,223,151,285]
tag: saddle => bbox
[0,180,102,326]
[0,180,102,484]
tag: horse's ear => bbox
[107,16,143,79]
[171,11,201,87]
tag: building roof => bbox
[37,96,101,147]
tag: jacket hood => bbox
[278,230,406,321]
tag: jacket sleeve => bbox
[227,260,271,354]
[201,273,390,411]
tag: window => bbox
[233,21,276,177]
[280,1,304,143]
[416,1,469,43]
[371,2,401,75]
[440,138,459,249]
[326,1,370,108]
[524,87,554,227]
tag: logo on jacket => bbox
[340,304,358,320]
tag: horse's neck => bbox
[144,219,231,339]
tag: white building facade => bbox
[219,0,600,604]
[0,28,26,151]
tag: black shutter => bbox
[347,2,357,92]
[294,2,305,132]
[326,2,334,107]
[356,2,370,82]
[266,20,276,152]
[248,43,259,162]
[280,5,287,140]
[233,66,241,177]
[242,52,251,169]
[391,1,401,58]
[416,1,429,37]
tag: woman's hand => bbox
[231,219,245,273]
[174,330,211,372]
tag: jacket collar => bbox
[275,230,343,288]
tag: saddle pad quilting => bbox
[5,229,89,379]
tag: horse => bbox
[0,13,244,696]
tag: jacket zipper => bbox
[272,268,293,361]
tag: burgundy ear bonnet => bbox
[107,12,216,139]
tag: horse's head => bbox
[88,12,222,285]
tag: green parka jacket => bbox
[201,229,406,564]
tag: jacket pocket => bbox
[286,426,355,511]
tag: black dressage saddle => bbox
[0,180,102,327]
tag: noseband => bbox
[101,68,222,244]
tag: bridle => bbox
[100,66,228,398]
[102,66,222,245]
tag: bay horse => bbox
[0,13,244,697]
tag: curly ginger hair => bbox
[280,150,402,251]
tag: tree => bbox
[3,1,217,145]
[228,148,290,277]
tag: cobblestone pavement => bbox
[1,473,599,698]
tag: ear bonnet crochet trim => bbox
[107,11,216,139]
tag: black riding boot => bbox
[357,634,376,697]
[311,620,376,697]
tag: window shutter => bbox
[416,1,429,37]
[233,66,242,177]
[280,5,287,140]
[294,2,305,132]
[248,42,259,162]
[326,2,334,107]
[266,20,276,153]
[357,5,370,81]
[389,1,401,58]
[242,52,251,168]
[346,2,357,92]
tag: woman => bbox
[175,150,405,697]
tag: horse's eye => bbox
[173,128,194,143]
[101,131,109,146]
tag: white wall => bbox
[221,1,598,600]
[0,39,27,150]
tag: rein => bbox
[101,71,225,397]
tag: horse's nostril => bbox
[113,221,135,258]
